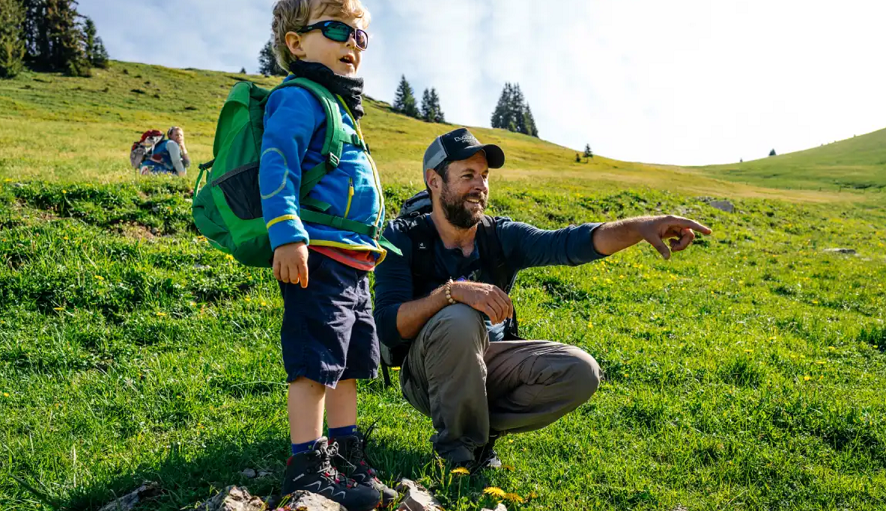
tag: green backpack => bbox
[192,77,393,267]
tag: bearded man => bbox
[373,128,711,470]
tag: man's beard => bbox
[440,184,487,229]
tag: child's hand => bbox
[273,242,309,287]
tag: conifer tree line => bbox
[0,0,108,79]
[491,82,538,137]
[258,38,287,76]
[392,75,445,124]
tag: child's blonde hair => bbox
[272,0,371,73]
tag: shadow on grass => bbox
[59,426,435,511]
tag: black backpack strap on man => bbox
[380,214,519,387]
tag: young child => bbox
[260,1,396,509]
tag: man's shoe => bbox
[281,437,381,511]
[332,432,399,508]
[473,432,503,470]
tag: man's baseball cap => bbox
[422,128,505,182]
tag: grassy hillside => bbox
[1,62,885,511]
[696,128,886,191]
[0,61,864,203]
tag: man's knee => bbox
[563,347,602,403]
[422,304,487,352]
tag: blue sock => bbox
[291,438,319,456]
[328,425,357,438]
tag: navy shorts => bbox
[278,251,379,387]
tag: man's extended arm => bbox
[592,215,712,259]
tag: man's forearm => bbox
[395,285,450,340]
[592,217,648,256]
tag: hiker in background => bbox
[139,126,190,176]
[374,127,713,471]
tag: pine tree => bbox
[491,82,538,137]
[583,144,593,159]
[393,75,419,118]
[491,83,514,130]
[0,0,27,78]
[523,103,538,138]
[430,88,445,123]
[22,0,90,75]
[420,88,433,122]
[769,149,776,157]
[21,0,47,67]
[82,17,108,69]
[258,39,286,76]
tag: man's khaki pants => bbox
[400,304,602,463]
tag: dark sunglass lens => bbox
[323,21,351,42]
[355,29,369,49]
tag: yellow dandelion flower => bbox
[803,375,811,381]
[3,392,9,397]
[816,360,825,365]
[744,349,753,353]
[528,491,539,500]
[769,336,777,341]
[261,301,268,307]
[587,320,593,328]
[245,297,252,302]
[156,312,167,317]
[812,300,819,305]
[53,307,64,311]
[62,190,67,194]
[483,487,506,498]
[504,493,525,503]
[828,346,836,350]
[225,254,234,261]
[63,236,69,240]
[450,467,470,475]
[94,275,104,281]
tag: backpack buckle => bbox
[327,153,340,168]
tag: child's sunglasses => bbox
[298,20,369,51]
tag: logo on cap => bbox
[453,134,479,145]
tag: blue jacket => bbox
[259,76,386,256]
[143,140,186,174]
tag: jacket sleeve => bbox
[498,219,607,270]
[373,222,414,348]
[259,87,321,250]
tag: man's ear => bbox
[284,32,306,60]
[425,168,440,192]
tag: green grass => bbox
[1,61,886,511]
[696,128,886,191]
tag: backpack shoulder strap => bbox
[401,215,436,292]
[475,215,514,292]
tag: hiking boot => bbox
[473,432,503,470]
[281,437,381,511]
[448,432,503,474]
[332,432,399,508]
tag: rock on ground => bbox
[481,505,508,511]
[709,200,735,213]
[823,248,857,254]
[198,486,264,511]
[98,482,160,511]
[274,490,347,510]
[396,479,444,511]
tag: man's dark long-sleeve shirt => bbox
[373,215,607,348]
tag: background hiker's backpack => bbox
[379,192,520,386]
[191,78,378,267]
[130,130,165,169]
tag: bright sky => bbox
[79,0,886,166]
